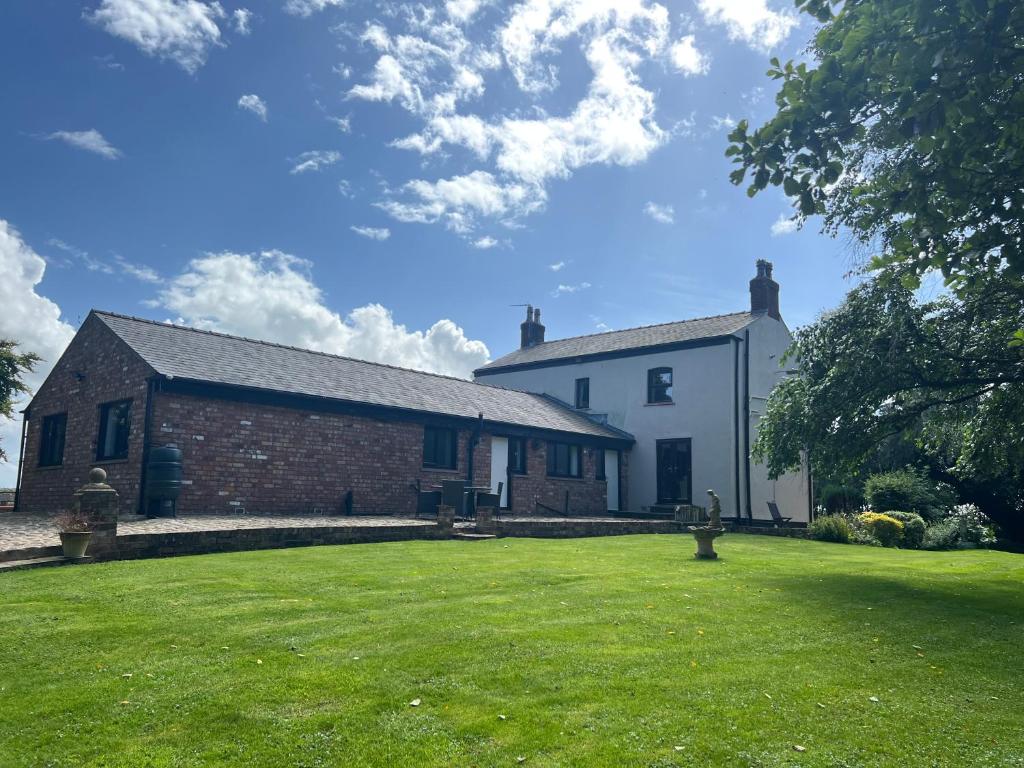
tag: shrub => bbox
[946,504,996,546]
[809,514,853,543]
[884,511,926,549]
[858,512,904,547]
[863,469,952,522]
[851,527,882,546]
[818,484,864,515]
[923,519,960,550]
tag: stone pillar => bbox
[436,504,455,533]
[75,467,119,558]
[476,506,496,534]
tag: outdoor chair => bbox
[416,490,442,518]
[441,480,466,515]
[476,481,503,517]
[766,501,792,525]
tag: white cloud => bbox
[45,129,122,159]
[328,115,351,132]
[644,201,674,224]
[471,236,498,249]
[551,281,591,297]
[338,179,355,198]
[283,0,346,17]
[710,114,738,130]
[378,170,545,233]
[669,34,709,76]
[0,220,76,484]
[233,8,252,34]
[446,0,482,23]
[696,0,797,51]
[48,238,161,283]
[159,250,489,377]
[770,213,798,236]
[548,261,565,271]
[354,0,675,234]
[350,225,391,240]
[87,0,226,73]
[237,93,267,121]
[290,150,341,174]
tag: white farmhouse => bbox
[474,261,810,523]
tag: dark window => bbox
[647,367,673,404]
[96,400,132,461]
[656,438,692,504]
[574,377,590,409]
[547,442,582,478]
[38,413,67,467]
[595,448,606,480]
[423,426,457,469]
[509,437,527,474]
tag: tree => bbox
[727,0,1024,289]
[0,340,39,463]
[752,276,1024,537]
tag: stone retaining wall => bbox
[494,518,684,538]
[114,522,448,560]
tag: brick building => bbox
[14,312,632,518]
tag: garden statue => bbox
[688,488,725,559]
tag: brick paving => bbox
[0,514,433,555]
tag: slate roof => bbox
[93,311,631,443]
[475,311,757,374]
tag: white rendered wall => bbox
[476,342,739,515]
[477,314,810,522]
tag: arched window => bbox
[647,367,673,404]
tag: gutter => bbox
[136,376,158,515]
[732,337,740,520]
[13,409,28,513]
[743,329,752,522]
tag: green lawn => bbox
[1,536,1022,767]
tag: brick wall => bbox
[18,316,152,517]
[15,314,627,518]
[149,390,623,516]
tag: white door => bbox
[605,451,619,512]
[490,437,509,507]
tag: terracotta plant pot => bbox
[59,531,92,559]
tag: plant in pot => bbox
[53,508,93,558]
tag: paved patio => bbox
[0,514,435,555]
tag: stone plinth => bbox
[436,504,455,532]
[74,467,119,557]
[689,526,724,560]
[476,506,497,534]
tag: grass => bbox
[1,535,1022,767]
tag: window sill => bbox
[422,465,460,473]
[35,464,66,471]
[94,457,131,465]
[644,401,675,407]
[546,475,587,482]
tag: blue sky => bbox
[0,0,861,484]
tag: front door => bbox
[656,439,692,504]
[490,437,509,507]
[605,450,620,511]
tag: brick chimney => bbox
[749,260,780,320]
[520,305,546,348]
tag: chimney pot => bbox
[520,305,546,348]
[750,260,781,320]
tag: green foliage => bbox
[751,276,1024,538]
[808,514,853,543]
[865,470,947,522]
[0,340,39,462]
[884,511,926,549]
[818,483,863,514]
[923,519,961,551]
[727,0,1024,283]
[859,512,904,548]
